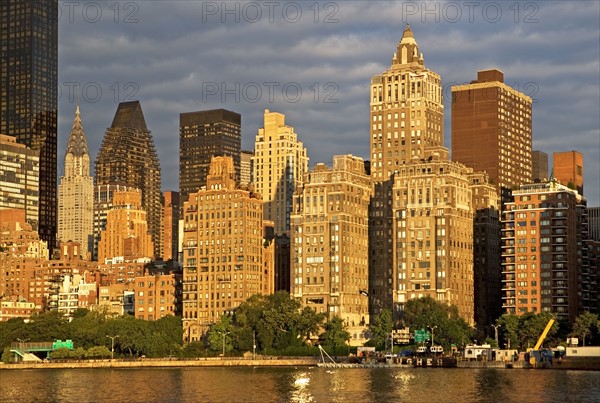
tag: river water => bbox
[1,367,599,402]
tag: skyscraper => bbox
[291,155,371,327]
[1,0,58,253]
[57,106,93,258]
[553,150,584,195]
[181,156,272,342]
[369,24,443,179]
[253,110,308,291]
[179,109,241,211]
[452,69,533,201]
[368,25,494,324]
[368,25,444,314]
[95,101,162,259]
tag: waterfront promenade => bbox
[0,356,319,370]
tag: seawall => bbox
[0,357,319,370]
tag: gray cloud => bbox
[58,0,600,205]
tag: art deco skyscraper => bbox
[369,24,443,180]
[95,101,162,259]
[253,110,309,291]
[1,0,58,253]
[452,69,533,200]
[179,109,241,211]
[57,106,93,258]
[368,25,491,324]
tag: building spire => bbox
[66,104,89,158]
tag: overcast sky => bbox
[57,1,600,206]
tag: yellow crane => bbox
[528,318,555,366]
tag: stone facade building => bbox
[291,155,371,326]
[181,156,273,342]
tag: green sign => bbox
[52,339,74,350]
[414,330,430,343]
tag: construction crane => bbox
[528,318,555,366]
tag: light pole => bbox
[428,326,438,348]
[492,324,501,347]
[219,331,230,357]
[106,335,119,360]
[17,338,29,352]
[253,332,256,360]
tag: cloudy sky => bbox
[57,1,600,205]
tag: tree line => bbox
[2,293,598,362]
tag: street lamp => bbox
[253,332,256,360]
[219,331,230,357]
[17,338,29,352]
[428,326,438,348]
[492,324,501,347]
[106,335,119,360]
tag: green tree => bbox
[572,311,599,346]
[85,345,111,358]
[400,297,471,349]
[320,316,350,354]
[207,315,234,355]
[2,347,12,364]
[368,309,393,350]
[497,314,520,349]
[297,306,326,342]
[518,312,557,350]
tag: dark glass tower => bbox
[1,0,58,253]
[95,101,163,259]
[179,109,241,210]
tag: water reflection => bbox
[1,367,599,402]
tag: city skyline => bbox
[56,1,599,207]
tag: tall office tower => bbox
[0,134,39,226]
[163,191,180,262]
[369,24,443,179]
[253,109,309,291]
[470,172,502,327]
[589,207,600,241]
[181,156,273,342]
[240,150,254,187]
[57,106,93,258]
[452,69,533,201]
[553,150,584,195]
[291,155,372,326]
[95,101,162,259]
[532,151,549,182]
[501,180,587,323]
[97,190,154,263]
[179,109,241,211]
[92,183,132,261]
[1,0,58,253]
